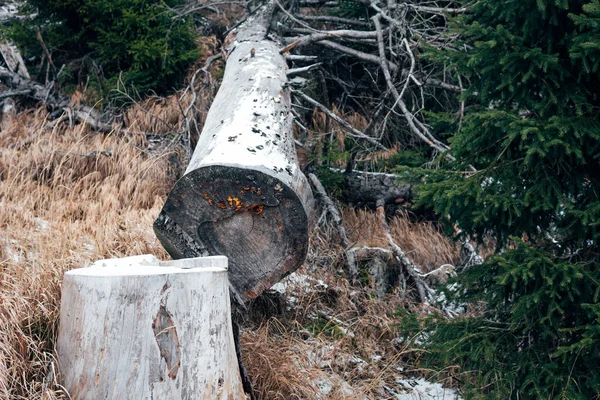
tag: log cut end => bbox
[154,164,311,303]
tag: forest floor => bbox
[0,90,464,398]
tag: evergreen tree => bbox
[3,0,198,99]
[410,1,600,398]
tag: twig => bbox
[35,27,56,72]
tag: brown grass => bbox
[239,205,460,399]
[343,208,460,273]
[0,107,176,399]
[0,102,461,398]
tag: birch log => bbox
[56,255,245,400]
[154,1,314,303]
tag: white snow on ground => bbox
[33,217,49,232]
[395,378,461,399]
[270,272,328,293]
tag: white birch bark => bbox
[154,1,314,303]
[57,255,245,400]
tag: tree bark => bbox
[57,255,245,400]
[154,1,314,303]
[0,41,29,79]
[339,169,413,207]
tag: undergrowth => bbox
[0,99,461,399]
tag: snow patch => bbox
[270,272,328,293]
[395,377,461,400]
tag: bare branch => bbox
[372,15,453,157]
[285,54,319,61]
[287,62,322,76]
[298,0,339,6]
[295,90,388,151]
[0,67,113,131]
[318,40,399,72]
[295,14,372,27]
[286,29,382,47]
[308,173,358,281]
[403,3,468,15]
[375,199,435,304]
[0,88,31,100]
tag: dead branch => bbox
[286,29,382,47]
[0,41,29,78]
[402,4,468,15]
[295,14,372,27]
[0,67,112,131]
[372,15,452,158]
[375,198,434,304]
[298,0,339,6]
[294,90,388,151]
[35,27,56,74]
[0,89,31,100]
[287,62,322,76]
[317,40,399,72]
[308,173,358,281]
[285,54,319,61]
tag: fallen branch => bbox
[0,67,112,131]
[287,62,322,76]
[295,90,388,150]
[295,14,372,27]
[372,15,452,159]
[403,3,468,15]
[375,198,434,304]
[298,0,339,6]
[287,29,382,47]
[0,41,29,78]
[308,173,358,281]
[285,54,319,61]
[317,40,399,72]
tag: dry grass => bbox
[343,208,460,273]
[239,206,460,399]
[0,100,461,398]
[0,107,176,398]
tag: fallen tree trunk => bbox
[154,1,314,303]
[57,255,245,399]
[338,169,414,207]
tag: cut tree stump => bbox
[56,255,245,400]
[154,1,314,303]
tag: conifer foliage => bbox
[3,0,198,98]
[413,1,600,398]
